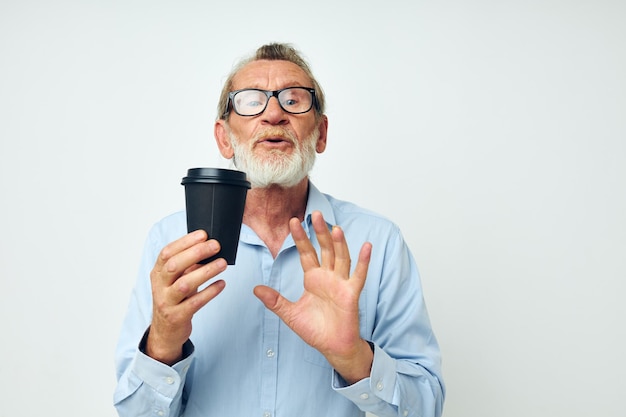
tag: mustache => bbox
[254,127,297,144]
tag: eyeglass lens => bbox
[232,88,313,116]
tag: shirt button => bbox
[360,393,369,400]
[165,376,175,385]
[266,349,275,358]
[403,410,409,416]
[156,411,164,416]
[263,412,271,417]
[376,380,384,391]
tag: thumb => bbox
[253,285,291,315]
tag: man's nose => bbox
[262,97,288,124]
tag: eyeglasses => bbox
[224,87,318,117]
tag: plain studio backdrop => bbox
[1,1,624,416]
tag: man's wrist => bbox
[139,326,193,366]
[329,339,375,385]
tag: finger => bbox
[351,242,372,291]
[330,225,351,279]
[157,230,208,272]
[289,217,320,270]
[180,278,227,315]
[311,211,335,270]
[166,257,228,305]
[253,285,295,323]
[153,230,209,287]
[161,239,222,286]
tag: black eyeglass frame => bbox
[222,87,319,118]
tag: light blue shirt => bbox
[114,183,445,417]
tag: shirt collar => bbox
[304,181,335,226]
[303,182,336,235]
[239,181,335,244]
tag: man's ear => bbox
[214,120,234,159]
[316,115,329,153]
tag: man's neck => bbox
[242,178,309,258]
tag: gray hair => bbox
[217,43,326,121]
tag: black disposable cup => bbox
[181,168,251,265]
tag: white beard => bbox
[228,127,318,189]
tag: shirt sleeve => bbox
[114,219,193,417]
[114,342,194,417]
[332,343,443,417]
[332,225,446,417]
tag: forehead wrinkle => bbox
[231,60,312,91]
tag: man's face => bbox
[215,60,328,188]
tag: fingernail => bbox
[215,258,227,270]
[193,229,207,240]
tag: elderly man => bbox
[114,43,445,417]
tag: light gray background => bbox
[1,1,624,416]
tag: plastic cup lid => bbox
[181,168,251,188]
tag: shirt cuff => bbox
[332,342,397,406]
[131,328,195,399]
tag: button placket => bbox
[259,255,280,417]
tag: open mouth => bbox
[258,136,292,146]
[255,128,295,146]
